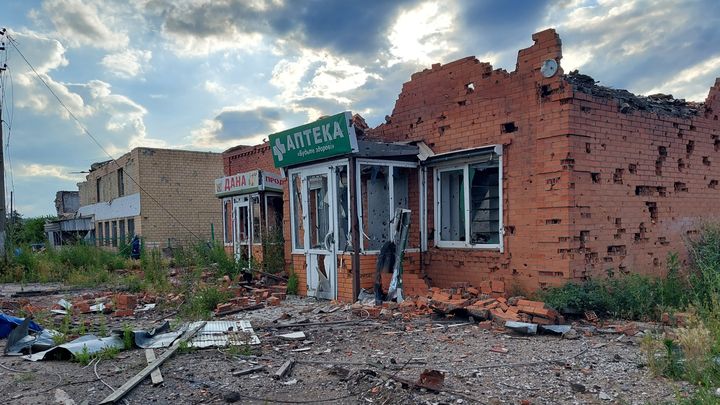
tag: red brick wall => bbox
[566,78,720,280]
[367,29,570,292]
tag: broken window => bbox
[223,198,233,245]
[469,163,500,244]
[358,163,414,251]
[104,222,110,246]
[435,153,501,248]
[360,165,390,250]
[265,195,283,234]
[438,169,465,242]
[111,221,118,247]
[127,218,135,238]
[307,174,330,250]
[336,166,350,251]
[119,219,126,244]
[97,222,104,246]
[291,174,304,250]
[117,168,125,197]
[251,195,262,244]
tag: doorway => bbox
[290,162,349,300]
[234,196,251,268]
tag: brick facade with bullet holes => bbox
[229,29,720,301]
[365,28,720,294]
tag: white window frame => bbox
[355,159,419,253]
[432,153,503,251]
[288,159,349,254]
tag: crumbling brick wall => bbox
[368,28,720,292]
[368,29,572,292]
[565,75,720,280]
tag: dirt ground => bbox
[0,284,693,405]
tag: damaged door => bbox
[304,170,335,299]
[233,197,251,267]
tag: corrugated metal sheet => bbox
[188,320,260,348]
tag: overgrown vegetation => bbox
[180,286,232,320]
[543,222,720,402]
[287,268,299,295]
[541,254,686,320]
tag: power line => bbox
[6,34,203,242]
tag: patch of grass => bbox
[540,254,688,320]
[287,269,298,295]
[262,228,285,274]
[177,340,196,354]
[123,324,134,350]
[73,345,92,365]
[224,343,254,356]
[180,286,231,320]
[140,249,170,292]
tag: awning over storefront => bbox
[214,170,284,197]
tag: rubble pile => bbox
[214,283,288,316]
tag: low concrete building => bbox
[77,147,223,249]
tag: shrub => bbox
[181,286,231,320]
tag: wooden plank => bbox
[273,359,295,379]
[144,349,163,385]
[232,365,265,376]
[100,322,206,404]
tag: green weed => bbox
[287,269,299,295]
[122,324,134,350]
[180,286,231,320]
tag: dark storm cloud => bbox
[160,0,414,58]
[211,107,286,141]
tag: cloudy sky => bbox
[2,0,719,216]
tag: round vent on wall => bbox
[540,59,558,78]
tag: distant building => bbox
[76,147,223,250]
[54,191,80,218]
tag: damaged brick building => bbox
[236,28,720,302]
[365,28,720,293]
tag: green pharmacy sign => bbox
[270,111,358,168]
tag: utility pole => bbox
[0,28,7,261]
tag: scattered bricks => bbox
[620,322,639,336]
[531,316,553,325]
[477,320,492,330]
[584,310,599,322]
[431,291,451,302]
[267,297,281,306]
[365,307,382,317]
[496,297,507,304]
[491,280,505,293]
[466,305,491,320]
[480,281,492,295]
[518,306,554,320]
[661,312,671,324]
[466,287,480,296]
[271,292,287,301]
[430,298,470,313]
[73,301,91,314]
[674,312,690,327]
[216,303,234,313]
[223,275,231,283]
[399,300,416,313]
[499,302,509,311]
[516,299,546,308]
[417,369,444,392]
[115,294,137,310]
[485,301,500,310]
[475,298,497,307]
[113,309,134,317]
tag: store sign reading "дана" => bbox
[269,111,358,168]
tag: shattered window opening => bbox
[251,195,262,244]
[223,198,233,245]
[291,174,305,250]
[435,153,502,248]
[307,174,330,250]
[265,195,283,234]
[358,163,413,251]
[336,166,350,251]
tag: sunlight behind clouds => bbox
[387,0,458,67]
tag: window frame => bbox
[432,153,504,251]
[355,159,418,253]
